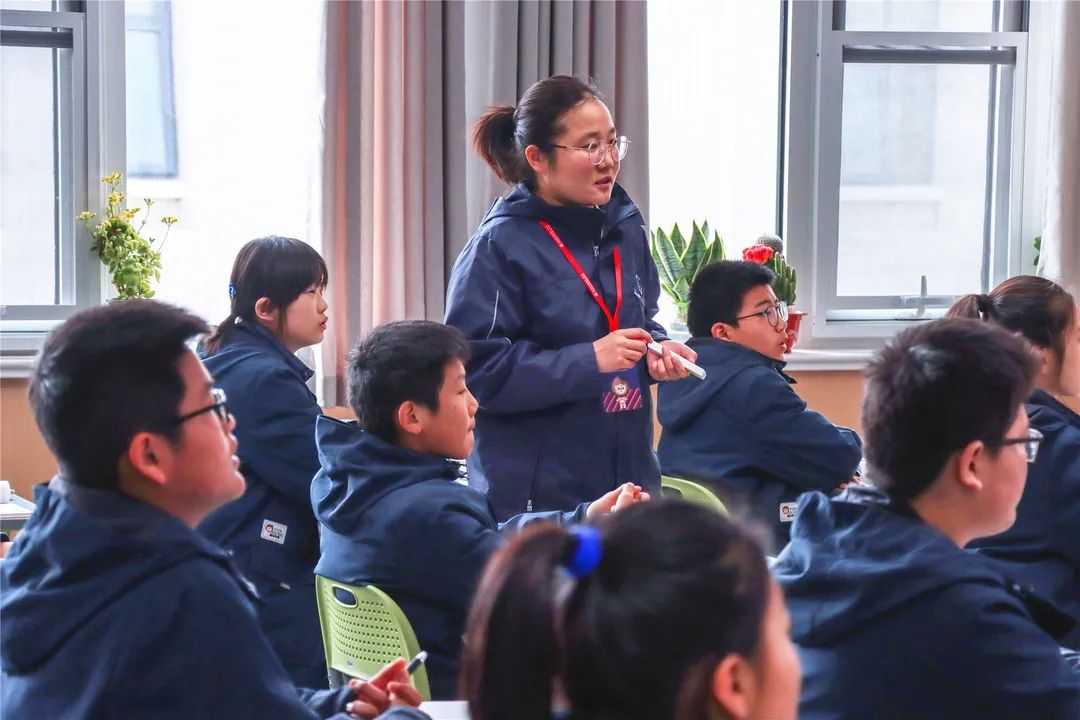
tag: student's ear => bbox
[524,144,550,176]
[124,431,170,488]
[395,400,424,437]
[253,297,279,324]
[710,654,753,720]
[954,440,986,492]
[711,322,735,341]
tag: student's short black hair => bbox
[347,320,471,442]
[29,300,209,489]
[687,260,776,338]
[862,319,1038,502]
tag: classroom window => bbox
[0,0,114,357]
[647,0,785,333]
[125,0,177,178]
[786,0,1030,342]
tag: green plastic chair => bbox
[314,576,431,700]
[661,475,729,516]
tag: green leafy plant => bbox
[1034,235,1041,269]
[77,172,177,299]
[650,221,725,322]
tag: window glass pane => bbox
[837,62,992,297]
[0,39,72,306]
[124,0,323,326]
[125,1,177,177]
[648,0,782,328]
[842,0,997,33]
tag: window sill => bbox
[0,355,36,380]
[784,347,874,372]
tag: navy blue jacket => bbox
[311,417,590,699]
[774,486,1080,720]
[657,338,862,550]
[445,183,667,520]
[0,478,354,719]
[970,389,1080,647]
[199,319,325,686]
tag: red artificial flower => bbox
[741,245,775,265]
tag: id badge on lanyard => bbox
[539,220,642,414]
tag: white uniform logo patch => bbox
[779,502,798,523]
[261,519,288,544]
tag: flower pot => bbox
[784,311,808,353]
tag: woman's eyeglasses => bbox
[551,136,630,166]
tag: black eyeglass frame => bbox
[173,388,231,426]
[735,300,790,329]
[983,427,1043,464]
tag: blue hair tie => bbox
[228,284,236,300]
[564,526,602,579]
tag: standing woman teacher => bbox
[445,75,696,520]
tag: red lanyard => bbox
[539,220,621,332]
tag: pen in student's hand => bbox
[406,650,428,676]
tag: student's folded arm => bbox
[445,235,600,415]
[931,588,1080,718]
[498,502,591,533]
[234,366,323,508]
[1048,433,1080,566]
[740,370,863,492]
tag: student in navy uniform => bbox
[199,237,330,687]
[312,320,646,699]
[948,276,1080,646]
[773,319,1080,720]
[444,75,696,521]
[460,501,802,720]
[0,300,423,719]
[657,260,862,551]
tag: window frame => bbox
[784,0,1031,347]
[0,0,125,364]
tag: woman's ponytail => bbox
[472,105,521,184]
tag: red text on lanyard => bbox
[539,220,622,333]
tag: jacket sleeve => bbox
[396,496,505,613]
[445,234,602,414]
[1048,429,1080,566]
[639,225,670,342]
[928,585,1080,719]
[234,365,323,508]
[739,369,863,492]
[498,502,591,533]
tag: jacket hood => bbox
[0,479,239,673]
[478,182,641,237]
[773,485,1009,647]
[658,338,789,432]
[311,416,462,535]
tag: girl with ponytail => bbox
[461,501,800,720]
[446,75,697,522]
[199,236,331,686]
[948,275,1080,646]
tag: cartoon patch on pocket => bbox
[602,372,643,413]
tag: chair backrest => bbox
[314,575,431,701]
[661,475,729,515]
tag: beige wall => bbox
[1,379,57,499]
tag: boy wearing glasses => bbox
[774,319,1080,720]
[657,260,862,551]
[0,301,422,719]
